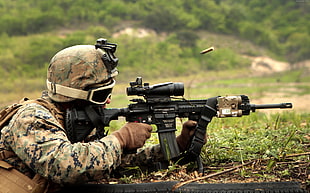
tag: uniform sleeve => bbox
[120,144,165,167]
[7,103,123,184]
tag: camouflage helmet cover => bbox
[47,45,118,102]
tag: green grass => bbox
[203,112,309,164]
[185,70,310,100]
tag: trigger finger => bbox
[146,125,153,132]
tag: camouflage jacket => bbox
[0,97,164,185]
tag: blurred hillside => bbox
[0,0,309,106]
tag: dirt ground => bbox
[100,151,310,191]
[102,156,309,191]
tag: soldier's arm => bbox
[5,103,123,184]
[120,144,165,167]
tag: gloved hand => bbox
[176,120,206,152]
[112,122,152,150]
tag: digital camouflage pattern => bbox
[47,45,111,102]
[0,98,164,185]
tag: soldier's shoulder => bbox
[11,102,57,125]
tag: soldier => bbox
[0,41,199,193]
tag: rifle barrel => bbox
[251,103,293,110]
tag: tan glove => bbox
[176,120,206,152]
[112,122,152,150]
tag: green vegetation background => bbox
[0,0,309,187]
[1,0,309,87]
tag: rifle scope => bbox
[127,82,184,97]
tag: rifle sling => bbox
[188,104,216,158]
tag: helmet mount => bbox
[95,38,119,76]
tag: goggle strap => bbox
[46,79,89,100]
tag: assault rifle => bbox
[66,77,292,171]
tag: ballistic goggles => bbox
[47,79,115,104]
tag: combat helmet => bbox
[47,38,119,104]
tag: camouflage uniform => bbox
[0,43,165,191]
[0,95,164,186]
